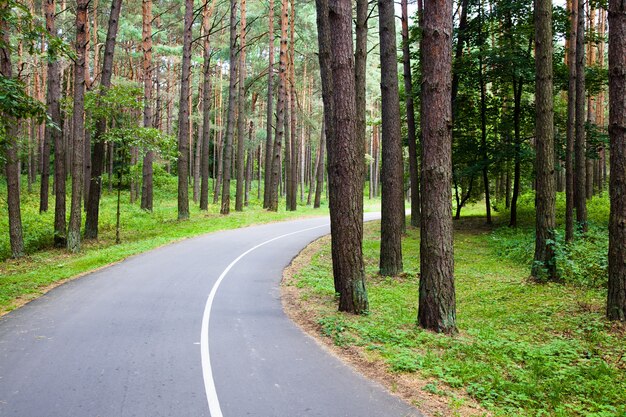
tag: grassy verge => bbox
[0,176,337,315]
[283,213,625,417]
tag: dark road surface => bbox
[0,215,423,417]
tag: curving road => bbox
[0,215,422,417]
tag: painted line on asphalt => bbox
[200,223,329,417]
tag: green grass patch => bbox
[290,208,625,417]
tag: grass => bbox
[0,174,342,314]
[287,198,626,417]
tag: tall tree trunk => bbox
[451,0,469,120]
[478,1,492,225]
[213,70,224,204]
[566,0,578,242]
[574,0,587,232]
[532,0,557,281]
[44,1,64,245]
[509,78,523,227]
[315,0,334,217]
[268,0,288,211]
[288,0,298,211]
[140,0,154,211]
[607,0,626,321]
[263,0,275,209]
[314,121,325,208]
[220,0,238,215]
[355,0,367,193]
[177,0,193,219]
[235,0,247,212]
[200,0,216,211]
[418,0,456,334]
[378,0,404,276]
[401,0,421,227]
[586,4,597,200]
[40,0,58,214]
[84,0,123,238]
[319,0,368,313]
[1,4,24,258]
[67,0,89,252]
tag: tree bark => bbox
[574,0,587,232]
[268,0,288,211]
[289,0,298,211]
[67,0,89,252]
[323,0,368,313]
[44,0,65,248]
[220,0,238,215]
[140,0,154,211]
[478,1,492,225]
[1,4,24,258]
[263,0,275,209]
[607,0,626,321]
[200,0,216,211]
[532,0,557,281]
[565,0,578,242]
[235,0,247,212]
[355,0,367,191]
[418,0,456,334]
[401,0,421,228]
[40,0,57,214]
[84,0,123,238]
[378,0,404,276]
[177,0,193,219]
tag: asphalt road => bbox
[0,215,422,417]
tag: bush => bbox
[490,192,609,288]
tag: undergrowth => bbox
[289,200,625,417]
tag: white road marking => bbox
[200,224,329,417]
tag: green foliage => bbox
[85,80,143,128]
[492,192,610,288]
[0,76,48,128]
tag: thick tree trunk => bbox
[268,0,288,211]
[287,0,298,211]
[40,0,58,214]
[220,0,238,215]
[200,0,216,211]
[263,0,275,209]
[140,0,154,211]
[235,0,247,212]
[315,0,334,214]
[67,0,89,252]
[418,0,456,334]
[1,8,24,258]
[355,0,367,189]
[478,2,492,225]
[378,0,404,276]
[574,0,587,232]
[177,0,193,219]
[52,33,66,244]
[566,0,578,242]
[532,0,557,281]
[401,0,420,228]
[321,0,368,313]
[607,0,626,321]
[84,0,122,238]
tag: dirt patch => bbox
[281,236,489,417]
